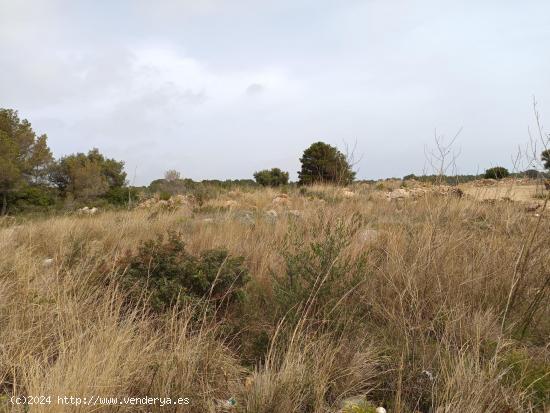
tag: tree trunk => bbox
[1,192,7,216]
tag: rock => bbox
[387,188,410,200]
[78,206,99,215]
[342,189,356,198]
[224,200,238,208]
[201,218,214,223]
[42,258,54,267]
[375,408,387,413]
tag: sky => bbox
[1,0,550,184]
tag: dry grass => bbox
[0,184,548,412]
[460,181,546,203]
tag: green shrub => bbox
[484,166,510,180]
[7,185,59,213]
[120,232,249,312]
[501,349,550,408]
[102,186,139,206]
[273,213,366,320]
[253,168,289,187]
[159,191,171,201]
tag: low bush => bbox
[119,232,249,312]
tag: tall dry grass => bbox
[0,185,548,412]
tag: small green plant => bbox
[273,213,366,320]
[120,232,249,311]
[501,349,550,408]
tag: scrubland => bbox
[0,183,548,412]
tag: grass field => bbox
[460,181,548,203]
[0,184,548,412]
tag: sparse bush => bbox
[120,232,249,311]
[484,166,510,179]
[188,183,218,206]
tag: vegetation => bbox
[403,173,482,185]
[51,148,127,201]
[484,166,510,180]
[298,141,355,185]
[1,185,548,412]
[0,109,53,215]
[1,108,549,412]
[119,231,249,312]
[253,167,289,187]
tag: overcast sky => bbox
[1,0,549,184]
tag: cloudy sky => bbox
[1,0,549,184]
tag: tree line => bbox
[0,109,129,214]
[1,108,549,215]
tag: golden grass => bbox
[0,185,548,412]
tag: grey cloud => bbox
[245,83,264,96]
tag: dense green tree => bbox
[298,141,355,185]
[0,109,53,215]
[51,148,126,201]
[542,149,550,170]
[253,168,289,187]
[484,166,510,180]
